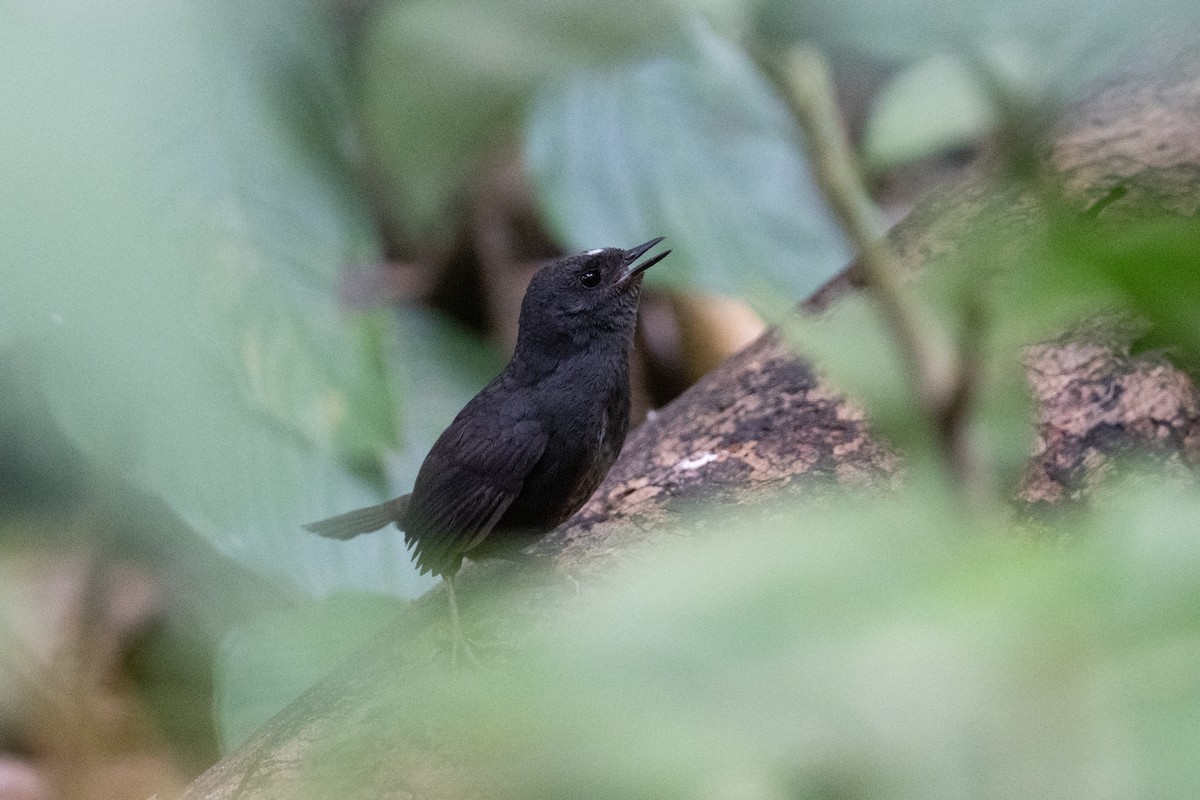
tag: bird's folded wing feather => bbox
[404,411,549,573]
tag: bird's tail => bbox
[303,495,410,540]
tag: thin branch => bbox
[782,48,952,409]
[780,46,996,511]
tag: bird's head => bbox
[516,238,670,350]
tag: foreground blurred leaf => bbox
[214,592,406,751]
[526,24,850,301]
[313,477,1200,799]
[0,0,427,595]
[376,306,508,504]
[356,0,751,243]
[1053,215,1200,370]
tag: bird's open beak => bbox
[619,237,670,287]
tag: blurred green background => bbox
[1,0,1198,796]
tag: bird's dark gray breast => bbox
[470,357,630,557]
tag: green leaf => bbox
[0,0,429,596]
[525,25,849,301]
[759,0,1200,107]
[317,478,1200,798]
[382,307,508,477]
[214,593,407,751]
[988,202,1200,373]
[1053,215,1200,369]
[356,0,752,244]
[864,54,998,169]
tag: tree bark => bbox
[180,58,1200,800]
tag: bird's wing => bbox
[404,411,549,575]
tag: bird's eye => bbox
[580,268,602,288]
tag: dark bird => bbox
[305,238,669,660]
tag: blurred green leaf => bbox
[864,54,998,169]
[0,0,431,596]
[382,306,507,478]
[984,202,1200,372]
[526,24,850,301]
[356,0,752,244]
[759,0,1200,109]
[783,291,923,450]
[214,592,406,751]
[316,477,1200,799]
[1052,215,1200,369]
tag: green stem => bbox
[781,46,996,512]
